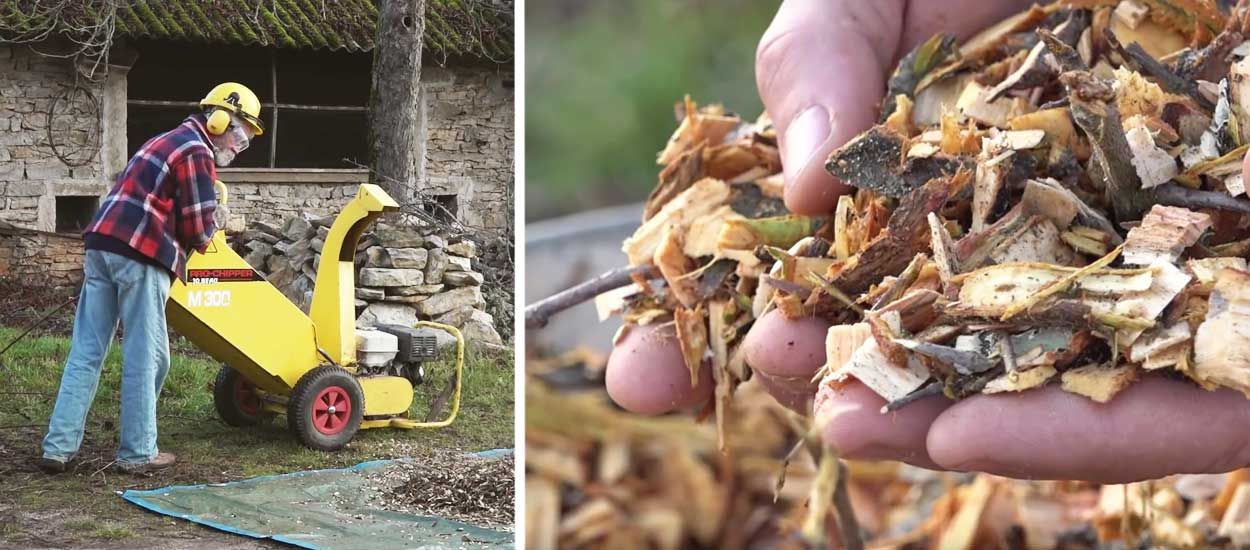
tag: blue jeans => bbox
[42,249,172,465]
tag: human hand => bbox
[606,0,1250,483]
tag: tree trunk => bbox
[367,0,426,203]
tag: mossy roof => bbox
[2,0,513,61]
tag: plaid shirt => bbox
[85,116,218,282]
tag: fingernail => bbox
[783,105,831,187]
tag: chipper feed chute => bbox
[164,183,465,451]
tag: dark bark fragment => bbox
[1061,70,1153,222]
[1103,26,1215,111]
[880,34,959,123]
[645,144,704,221]
[826,126,970,198]
[830,173,966,296]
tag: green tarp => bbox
[121,451,514,550]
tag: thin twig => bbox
[524,265,659,329]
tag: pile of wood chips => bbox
[525,350,1250,549]
[371,452,515,528]
[566,1,1250,547]
[602,0,1250,433]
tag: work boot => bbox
[36,456,69,474]
[116,452,176,474]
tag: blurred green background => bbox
[525,0,778,221]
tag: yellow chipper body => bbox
[166,183,464,450]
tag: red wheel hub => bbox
[312,386,351,435]
[234,378,261,416]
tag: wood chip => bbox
[1122,205,1213,266]
[1061,363,1138,403]
[827,336,931,403]
[1194,269,1250,396]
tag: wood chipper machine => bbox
[165,182,465,451]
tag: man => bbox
[39,83,264,474]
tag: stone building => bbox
[0,0,514,271]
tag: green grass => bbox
[91,524,135,540]
[0,325,514,544]
[526,0,776,220]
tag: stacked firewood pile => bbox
[526,350,1250,549]
[229,215,505,347]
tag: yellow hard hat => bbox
[200,82,264,136]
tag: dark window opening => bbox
[56,196,97,233]
[126,40,371,169]
[424,194,458,222]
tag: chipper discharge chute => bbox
[166,183,465,450]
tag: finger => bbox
[605,323,714,415]
[927,375,1250,483]
[900,0,1041,51]
[741,310,831,410]
[756,0,904,215]
[815,380,950,469]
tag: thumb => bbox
[756,0,904,215]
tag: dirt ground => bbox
[0,281,516,549]
[0,427,284,549]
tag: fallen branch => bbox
[524,265,660,329]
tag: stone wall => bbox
[216,170,365,229]
[0,45,125,231]
[420,65,514,230]
[0,225,85,287]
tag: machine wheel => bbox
[287,366,364,451]
[213,366,265,426]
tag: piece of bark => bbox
[881,33,959,123]
[825,125,969,198]
[987,9,1090,101]
[674,305,708,388]
[1019,178,1122,240]
[894,339,998,376]
[983,365,1058,394]
[1061,363,1138,403]
[1061,70,1154,222]
[657,97,741,166]
[831,173,965,297]
[1193,268,1250,396]
[654,225,701,308]
[645,144,705,221]
[1231,57,1250,145]
[1103,26,1213,110]
[972,147,1015,233]
[928,213,959,283]
[1122,205,1212,266]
